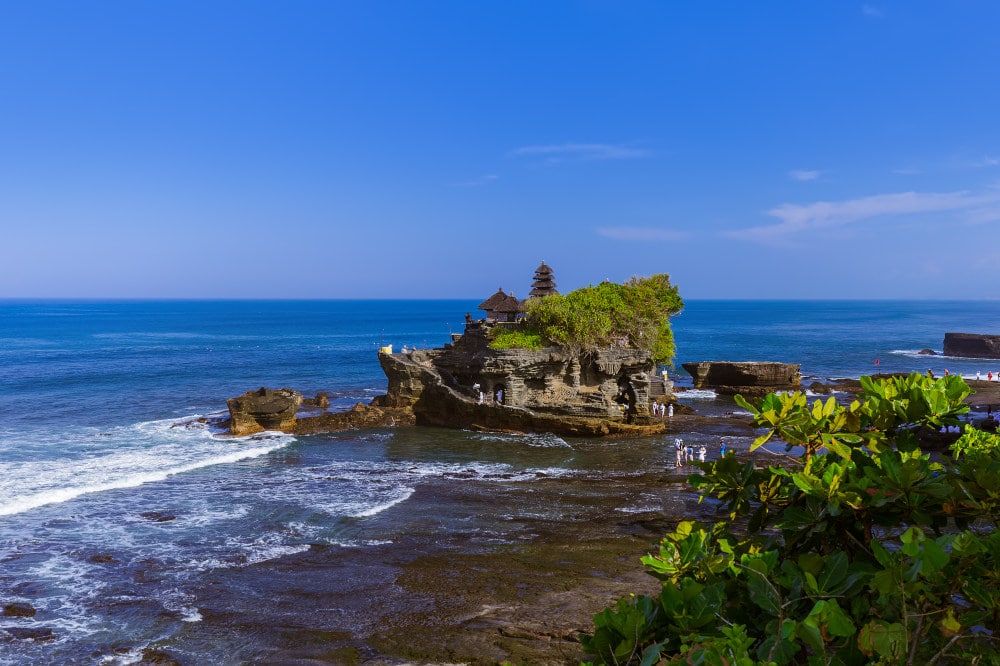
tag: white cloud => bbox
[455,174,498,187]
[789,169,820,182]
[510,143,650,162]
[975,155,1000,167]
[725,190,1000,243]
[596,226,688,241]
[862,4,884,18]
[892,167,921,175]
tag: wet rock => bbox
[3,627,54,641]
[89,553,117,564]
[2,602,36,617]
[138,647,183,665]
[918,348,937,355]
[140,511,176,523]
[226,387,302,436]
[302,392,330,408]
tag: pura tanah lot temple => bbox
[373,262,679,437]
[473,261,559,326]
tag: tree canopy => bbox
[582,373,1000,665]
[491,274,683,365]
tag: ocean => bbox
[1,299,999,664]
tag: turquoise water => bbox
[1,299,998,663]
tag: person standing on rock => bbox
[668,403,674,418]
[674,438,683,468]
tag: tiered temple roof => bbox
[528,261,558,298]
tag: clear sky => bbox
[2,2,999,300]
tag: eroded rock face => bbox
[943,333,1000,359]
[376,331,668,437]
[227,387,302,436]
[682,361,801,396]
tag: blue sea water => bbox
[1,299,999,663]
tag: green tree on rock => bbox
[490,274,684,366]
[581,373,1000,665]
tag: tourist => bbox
[720,441,726,457]
[668,403,673,418]
[674,438,684,468]
[698,445,706,462]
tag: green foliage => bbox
[524,274,683,365]
[582,373,1000,665]
[488,328,545,351]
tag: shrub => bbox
[581,373,1000,665]
[488,328,545,351]
[525,274,683,365]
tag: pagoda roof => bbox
[478,288,510,311]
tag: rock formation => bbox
[943,332,1000,359]
[374,327,668,437]
[681,361,801,396]
[226,387,302,436]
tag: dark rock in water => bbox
[682,361,801,396]
[918,348,937,355]
[3,627,54,641]
[943,332,1000,359]
[2,602,36,617]
[302,392,330,408]
[808,381,832,394]
[89,553,117,564]
[227,387,302,436]
[139,647,183,665]
[140,511,176,522]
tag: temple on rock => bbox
[373,262,672,437]
[477,289,524,324]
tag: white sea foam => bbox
[675,389,718,400]
[352,487,415,517]
[0,417,295,517]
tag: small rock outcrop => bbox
[682,361,801,396]
[226,387,302,436]
[943,333,1000,359]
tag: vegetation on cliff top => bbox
[582,373,1000,665]
[489,273,683,365]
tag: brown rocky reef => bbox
[374,326,668,437]
[944,332,1000,359]
[226,388,303,436]
[682,361,801,396]
[226,387,413,436]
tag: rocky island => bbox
[224,265,809,438]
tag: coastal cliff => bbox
[373,327,668,437]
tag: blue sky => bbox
[2,2,999,299]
